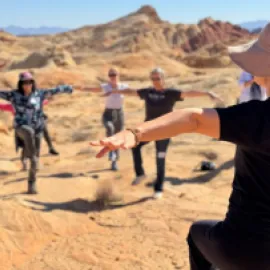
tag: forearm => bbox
[183,90,211,98]
[78,87,101,93]
[0,91,11,101]
[136,108,219,142]
[44,85,73,97]
[0,104,13,113]
[114,89,138,96]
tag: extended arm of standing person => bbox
[181,90,223,103]
[107,87,140,96]
[41,85,73,99]
[74,85,102,93]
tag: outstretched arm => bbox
[108,88,139,96]
[75,86,102,93]
[90,100,262,158]
[0,103,14,114]
[0,91,13,102]
[41,85,73,99]
[90,108,219,157]
[181,90,223,103]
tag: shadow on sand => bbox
[146,159,234,188]
[24,196,152,213]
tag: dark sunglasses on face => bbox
[109,73,117,77]
[151,77,161,81]
[22,80,33,85]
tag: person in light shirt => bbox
[238,70,267,103]
[76,68,127,171]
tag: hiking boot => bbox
[49,148,59,156]
[27,181,37,195]
[111,161,118,171]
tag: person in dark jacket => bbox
[0,72,73,194]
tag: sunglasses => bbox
[22,80,33,85]
[151,77,161,81]
[109,73,118,77]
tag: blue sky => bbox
[1,0,269,28]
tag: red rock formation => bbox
[181,17,252,52]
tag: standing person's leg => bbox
[114,109,124,161]
[131,141,149,185]
[16,125,38,194]
[35,132,42,170]
[154,139,170,197]
[102,109,116,162]
[21,147,27,171]
[43,120,59,155]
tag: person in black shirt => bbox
[91,22,270,269]
[109,67,222,199]
[0,72,73,194]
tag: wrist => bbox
[126,128,143,146]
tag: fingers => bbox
[96,147,110,158]
[89,141,101,146]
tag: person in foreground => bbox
[108,67,222,199]
[91,23,270,270]
[0,72,73,194]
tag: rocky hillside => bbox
[0,5,255,73]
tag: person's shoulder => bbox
[119,82,128,88]
[139,87,153,92]
[165,88,180,92]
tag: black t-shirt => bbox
[137,88,183,121]
[216,99,270,239]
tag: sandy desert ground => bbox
[0,65,241,270]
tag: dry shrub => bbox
[95,179,123,207]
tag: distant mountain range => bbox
[1,25,70,36]
[1,19,269,36]
[239,20,269,32]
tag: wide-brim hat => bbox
[228,22,270,77]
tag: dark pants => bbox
[132,139,170,192]
[187,220,270,270]
[43,121,54,150]
[102,108,124,160]
[16,125,41,182]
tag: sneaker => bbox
[132,175,146,186]
[27,181,38,195]
[153,191,163,200]
[111,161,118,171]
[49,148,59,156]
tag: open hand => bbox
[90,130,136,158]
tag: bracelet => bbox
[126,128,141,146]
